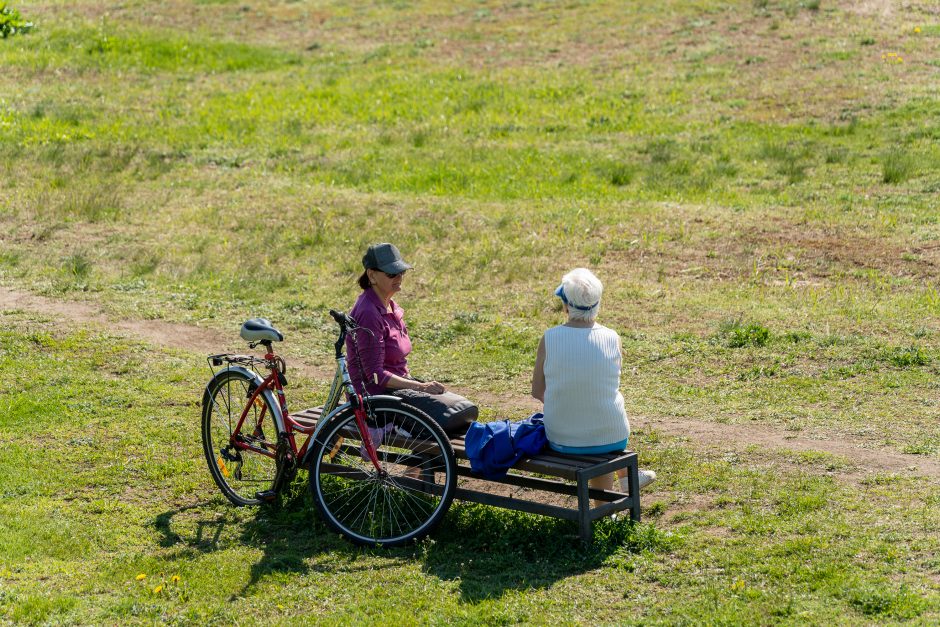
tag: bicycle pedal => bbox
[254,490,278,503]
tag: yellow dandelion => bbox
[135,573,147,581]
[914,27,921,34]
[170,575,181,584]
[731,578,746,591]
[898,57,904,62]
[153,585,164,594]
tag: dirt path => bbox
[0,286,233,356]
[642,415,940,480]
[473,391,940,482]
[2,285,937,482]
[0,286,333,380]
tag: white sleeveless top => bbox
[542,323,630,448]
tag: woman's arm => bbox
[353,308,445,394]
[531,335,546,402]
[350,310,393,391]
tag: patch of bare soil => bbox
[741,219,940,281]
[641,415,940,483]
[604,214,938,288]
[848,0,895,18]
[2,285,937,484]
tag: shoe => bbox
[620,469,657,492]
[394,425,413,439]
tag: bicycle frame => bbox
[216,311,384,473]
[228,355,312,461]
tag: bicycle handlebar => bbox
[330,309,363,360]
[329,309,358,329]
[328,308,378,395]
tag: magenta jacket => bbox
[346,288,412,395]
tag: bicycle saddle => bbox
[240,318,284,343]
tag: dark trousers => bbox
[390,389,478,435]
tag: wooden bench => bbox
[293,407,641,543]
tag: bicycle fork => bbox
[351,395,385,477]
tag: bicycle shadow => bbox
[152,488,411,597]
[153,501,232,551]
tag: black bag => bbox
[391,389,478,435]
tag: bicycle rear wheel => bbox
[308,400,456,547]
[202,370,278,506]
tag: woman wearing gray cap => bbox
[346,242,476,434]
[531,268,657,492]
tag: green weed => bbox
[62,252,91,278]
[823,146,848,164]
[738,364,778,380]
[846,583,927,619]
[719,320,771,348]
[600,161,635,187]
[883,345,929,368]
[54,187,124,222]
[0,249,20,268]
[881,149,916,184]
[902,440,938,455]
[782,330,812,343]
[0,2,32,39]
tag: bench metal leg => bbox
[575,469,592,543]
[626,455,640,522]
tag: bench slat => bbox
[451,437,616,466]
[453,487,581,522]
[455,465,633,504]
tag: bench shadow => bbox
[417,502,664,604]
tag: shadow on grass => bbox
[154,486,677,603]
[154,501,228,550]
[416,502,678,603]
[152,484,409,596]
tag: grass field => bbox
[1,0,939,623]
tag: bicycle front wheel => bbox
[202,370,278,506]
[308,401,456,547]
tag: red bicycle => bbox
[201,310,457,546]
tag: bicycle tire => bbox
[308,400,456,547]
[202,369,279,506]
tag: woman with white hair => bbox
[531,268,657,492]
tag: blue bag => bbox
[464,413,547,479]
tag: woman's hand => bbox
[417,380,445,395]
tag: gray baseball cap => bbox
[362,243,413,274]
